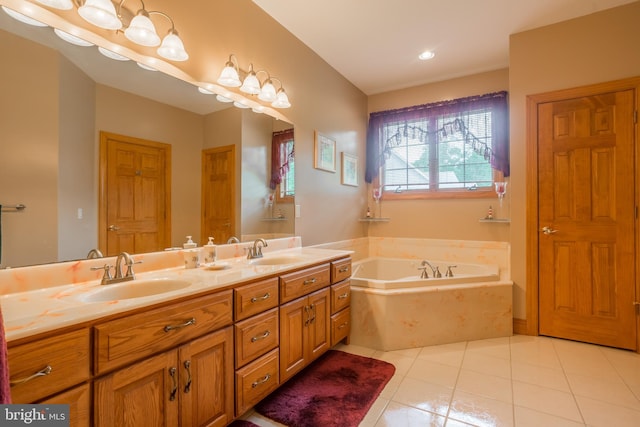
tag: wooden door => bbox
[100,132,171,256]
[307,288,331,362]
[179,327,234,427]
[202,145,235,245]
[94,350,180,427]
[538,90,636,349]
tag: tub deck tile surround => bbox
[314,237,512,351]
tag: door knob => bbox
[541,226,558,235]
[108,225,120,231]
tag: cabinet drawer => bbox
[331,257,352,283]
[235,348,280,416]
[94,290,232,374]
[280,263,330,303]
[8,328,90,403]
[331,279,351,314]
[331,307,351,346]
[234,277,279,321]
[234,308,279,368]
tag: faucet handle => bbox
[446,265,457,277]
[91,264,113,285]
[434,266,442,278]
[125,259,142,278]
[418,266,429,279]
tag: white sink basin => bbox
[78,278,192,302]
[249,255,306,266]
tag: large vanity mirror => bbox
[0,9,294,269]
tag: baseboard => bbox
[513,318,528,335]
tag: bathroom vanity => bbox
[4,246,352,426]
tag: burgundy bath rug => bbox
[255,350,395,427]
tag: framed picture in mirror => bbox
[314,131,336,172]
[341,153,358,186]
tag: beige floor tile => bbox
[461,351,511,379]
[417,342,466,367]
[392,376,453,416]
[359,396,390,427]
[513,406,585,427]
[448,389,514,427]
[456,369,513,404]
[406,358,460,388]
[510,338,562,370]
[565,372,640,411]
[575,395,640,427]
[512,381,583,422]
[465,337,511,360]
[511,360,570,392]
[372,350,417,377]
[374,401,446,427]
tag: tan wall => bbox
[0,30,59,267]
[508,1,640,320]
[366,69,510,242]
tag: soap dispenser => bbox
[204,237,217,264]
[183,236,197,249]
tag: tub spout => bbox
[420,260,437,278]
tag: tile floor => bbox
[242,335,640,427]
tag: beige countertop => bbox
[1,247,351,342]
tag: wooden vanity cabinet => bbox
[8,328,91,405]
[330,279,352,346]
[38,383,91,427]
[94,326,234,427]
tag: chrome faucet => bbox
[227,236,240,244]
[247,238,268,259]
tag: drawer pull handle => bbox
[303,278,317,285]
[169,367,178,401]
[338,322,349,330]
[252,373,271,388]
[338,266,350,273]
[338,292,349,299]
[251,330,271,343]
[308,304,316,324]
[183,360,192,394]
[10,365,52,386]
[250,292,271,303]
[164,317,196,332]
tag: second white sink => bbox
[78,278,192,302]
[249,255,306,266]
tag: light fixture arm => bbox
[147,10,177,33]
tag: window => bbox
[270,129,295,202]
[365,92,509,198]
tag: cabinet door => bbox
[279,297,307,382]
[39,383,91,427]
[307,288,330,362]
[95,350,179,427]
[179,327,234,427]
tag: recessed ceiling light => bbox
[419,50,435,60]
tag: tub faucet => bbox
[86,248,103,259]
[445,265,457,277]
[227,236,240,244]
[420,260,437,279]
[247,238,268,259]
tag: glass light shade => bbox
[233,100,250,109]
[240,71,261,95]
[217,64,241,87]
[2,6,48,27]
[125,13,160,47]
[216,94,233,103]
[157,31,188,61]
[272,88,291,108]
[54,28,94,46]
[78,0,122,30]
[35,0,73,10]
[137,62,157,71]
[258,79,277,102]
[252,106,265,114]
[98,46,129,61]
[198,87,214,95]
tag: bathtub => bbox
[349,256,513,351]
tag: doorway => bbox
[201,145,236,245]
[526,78,639,350]
[99,132,171,256]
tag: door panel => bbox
[538,90,636,349]
[202,145,235,245]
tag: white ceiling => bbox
[253,0,638,95]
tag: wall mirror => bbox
[0,9,295,269]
